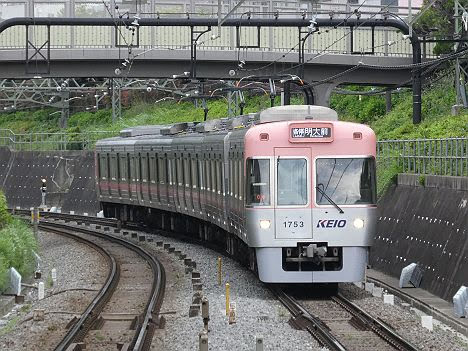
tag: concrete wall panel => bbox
[371,175,468,301]
[0,147,98,214]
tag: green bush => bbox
[0,190,37,291]
[0,219,37,291]
[0,192,11,229]
[331,90,386,124]
[377,156,402,200]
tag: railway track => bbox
[37,219,165,351]
[11,209,423,350]
[272,287,419,351]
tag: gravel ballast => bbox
[0,229,108,351]
[133,231,321,351]
[340,283,468,351]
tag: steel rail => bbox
[271,287,346,351]
[8,208,118,227]
[333,294,420,351]
[40,219,165,351]
[40,211,119,227]
[38,223,119,351]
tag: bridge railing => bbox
[377,138,468,177]
[0,129,115,151]
[0,0,436,58]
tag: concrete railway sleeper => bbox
[38,220,166,351]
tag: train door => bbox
[157,153,165,206]
[166,154,174,207]
[119,153,129,200]
[149,152,157,204]
[140,152,147,203]
[239,151,245,232]
[185,154,193,213]
[110,153,118,198]
[128,154,134,199]
[274,147,312,240]
[216,154,223,221]
[192,155,200,214]
[175,153,183,211]
[99,152,110,197]
[136,152,143,204]
[116,153,121,199]
[198,154,206,217]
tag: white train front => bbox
[96,105,377,284]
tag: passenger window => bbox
[246,158,270,206]
[277,158,307,206]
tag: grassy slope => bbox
[330,75,468,140]
[0,75,465,140]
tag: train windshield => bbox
[277,158,308,206]
[316,158,376,205]
[246,159,270,206]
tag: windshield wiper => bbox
[315,185,344,214]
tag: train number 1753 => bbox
[283,221,304,228]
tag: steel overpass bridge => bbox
[0,1,440,123]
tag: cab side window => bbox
[246,158,270,206]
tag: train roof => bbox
[96,105,339,148]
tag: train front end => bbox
[244,106,377,283]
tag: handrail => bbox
[0,128,115,151]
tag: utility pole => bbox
[453,0,468,114]
[110,78,122,121]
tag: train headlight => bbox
[353,218,364,229]
[259,220,271,229]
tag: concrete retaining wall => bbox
[0,147,98,214]
[371,174,468,302]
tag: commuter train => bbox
[95,105,377,283]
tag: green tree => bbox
[415,0,457,55]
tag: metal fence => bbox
[377,138,468,177]
[1,130,466,177]
[0,129,116,151]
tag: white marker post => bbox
[51,268,57,284]
[38,282,45,300]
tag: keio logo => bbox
[317,219,346,228]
